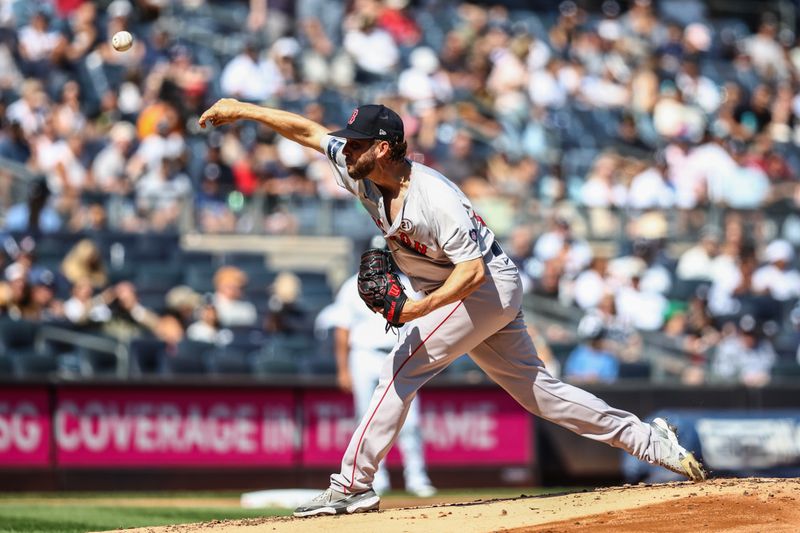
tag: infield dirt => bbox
[105,477,800,533]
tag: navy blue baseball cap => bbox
[330,104,404,142]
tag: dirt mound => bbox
[107,478,800,533]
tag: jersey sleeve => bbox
[320,134,358,195]
[432,186,484,264]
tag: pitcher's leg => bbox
[331,348,432,493]
[330,296,516,493]
[396,395,433,492]
[468,312,655,461]
[349,351,391,492]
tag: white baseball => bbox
[111,31,133,52]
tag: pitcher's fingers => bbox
[198,110,213,128]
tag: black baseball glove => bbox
[357,249,407,328]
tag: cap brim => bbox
[328,128,374,140]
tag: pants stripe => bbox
[346,301,464,492]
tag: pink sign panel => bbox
[301,388,533,467]
[0,388,51,467]
[55,388,297,467]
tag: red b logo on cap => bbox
[348,109,359,125]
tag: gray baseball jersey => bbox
[324,135,495,294]
[321,135,668,493]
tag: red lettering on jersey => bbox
[473,213,486,227]
[391,233,428,256]
[388,283,401,298]
[371,216,385,234]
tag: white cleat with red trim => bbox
[293,488,380,517]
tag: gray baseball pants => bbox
[330,250,659,493]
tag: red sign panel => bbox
[301,388,533,467]
[55,388,297,467]
[0,388,51,467]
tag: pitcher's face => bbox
[343,138,377,180]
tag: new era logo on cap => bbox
[330,104,404,142]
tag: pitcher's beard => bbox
[347,152,377,180]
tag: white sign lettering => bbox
[54,401,274,454]
[0,402,42,452]
[422,402,498,450]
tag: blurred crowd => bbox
[1,0,800,384]
[0,233,315,353]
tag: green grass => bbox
[0,503,287,533]
[0,487,580,533]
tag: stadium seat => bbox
[222,252,269,270]
[0,319,39,353]
[78,346,120,376]
[771,360,800,381]
[207,347,251,375]
[618,361,652,380]
[226,326,269,352]
[183,264,218,293]
[129,338,168,376]
[164,352,208,375]
[0,355,14,376]
[132,233,180,261]
[12,349,58,377]
[304,355,337,375]
[134,263,185,292]
[251,347,301,377]
[163,340,212,375]
[175,250,218,267]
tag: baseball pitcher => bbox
[198,100,707,518]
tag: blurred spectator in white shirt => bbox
[532,216,593,279]
[136,157,191,227]
[677,226,721,281]
[613,258,668,331]
[64,277,112,326]
[17,10,63,76]
[676,60,720,114]
[743,19,789,81]
[573,256,610,310]
[220,37,282,102]
[580,153,626,208]
[92,121,136,194]
[6,79,48,137]
[212,266,257,327]
[718,141,770,209]
[344,13,399,81]
[528,58,566,109]
[753,239,800,301]
[626,152,675,209]
[653,84,706,143]
[398,46,452,112]
[711,314,776,386]
[186,303,225,344]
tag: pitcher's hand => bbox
[199,98,243,128]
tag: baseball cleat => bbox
[293,488,380,517]
[651,417,708,482]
